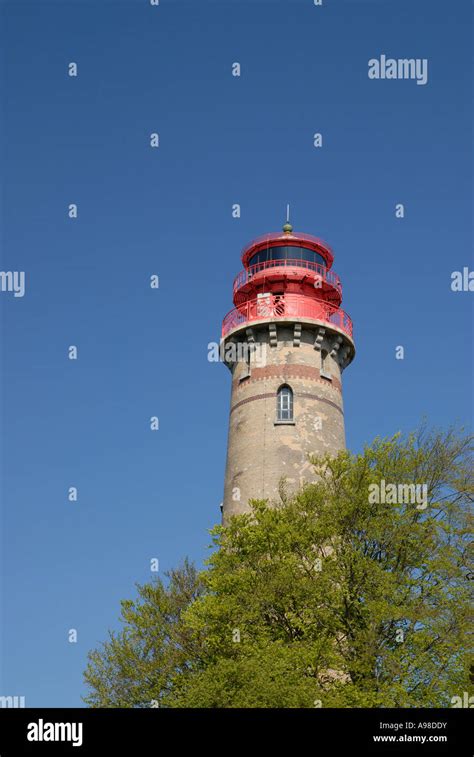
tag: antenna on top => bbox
[283,204,293,233]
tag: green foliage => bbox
[84,426,473,708]
[83,560,204,707]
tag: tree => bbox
[84,426,473,708]
[83,560,204,708]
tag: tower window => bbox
[248,246,326,269]
[277,384,294,421]
[321,349,332,380]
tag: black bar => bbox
[0,708,470,755]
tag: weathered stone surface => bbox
[222,321,354,522]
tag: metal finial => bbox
[283,203,293,233]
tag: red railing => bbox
[222,293,353,339]
[233,258,342,296]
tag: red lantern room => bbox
[222,221,353,341]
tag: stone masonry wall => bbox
[222,321,353,522]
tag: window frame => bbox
[276,384,294,424]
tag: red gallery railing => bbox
[222,293,353,339]
[233,259,342,296]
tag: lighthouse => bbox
[221,221,355,522]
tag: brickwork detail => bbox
[233,364,342,394]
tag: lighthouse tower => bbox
[221,221,355,522]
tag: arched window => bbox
[277,384,293,421]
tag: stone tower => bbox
[221,223,355,522]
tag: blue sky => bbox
[0,0,472,707]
